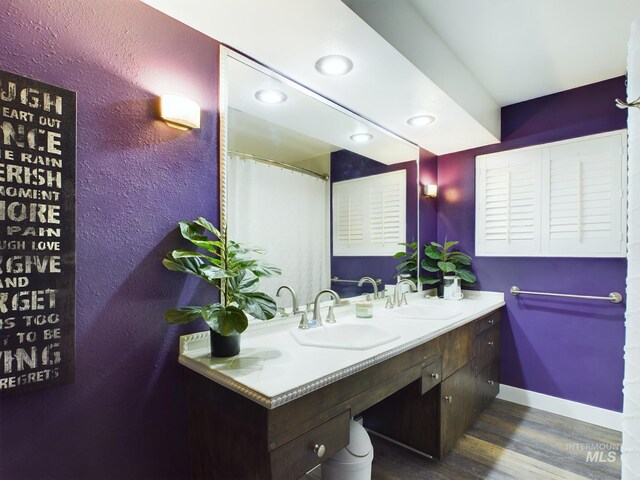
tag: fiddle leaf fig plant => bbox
[393,241,428,283]
[162,217,281,336]
[421,240,476,286]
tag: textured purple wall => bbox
[437,77,627,411]
[0,1,219,478]
[330,150,417,296]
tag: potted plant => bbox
[393,241,428,284]
[421,240,476,294]
[162,217,281,357]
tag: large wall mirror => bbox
[219,46,420,312]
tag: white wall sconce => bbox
[160,94,201,130]
[423,184,438,198]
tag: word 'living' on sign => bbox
[0,70,76,397]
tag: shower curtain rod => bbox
[615,96,640,109]
[229,150,329,181]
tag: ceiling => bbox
[142,0,639,155]
[378,0,640,106]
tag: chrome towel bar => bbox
[331,276,381,285]
[510,286,623,304]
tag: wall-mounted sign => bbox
[0,70,76,397]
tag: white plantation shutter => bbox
[335,185,365,250]
[476,130,627,257]
[476,149,541,255]
[333,170,406,256]
[542,133,626,255]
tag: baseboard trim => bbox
[497,384,622,432]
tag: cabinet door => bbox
[476,358,500,416]
[440,363,475,457]
[441,323,474,378]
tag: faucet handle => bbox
[325,306,336,324]
[401,292,408,305]
[298,311,310,329]
[385,295,394,309]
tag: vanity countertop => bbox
[178,290,505,409]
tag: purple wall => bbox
[330,150,418,297]
[0,1,219,478]
[436,77,627,411]
[418,148,438,260]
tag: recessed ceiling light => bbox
[255,89,287,104]
[315,55,354,76]
[350,133,373,143]
[407,115,436,126]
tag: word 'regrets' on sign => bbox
[0,70,76,397]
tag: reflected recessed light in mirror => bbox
[255,89,288,104]
[350,133,373,143]
[407,115,436,126]
[315,55,354,76]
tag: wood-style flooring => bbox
[304,399,621,479]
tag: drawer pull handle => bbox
[444,395,453,403]
[488,319,495,325]
[313,444,326,458]
[488,380,495,385]
[431,372,439,380]
[488,341,495,347]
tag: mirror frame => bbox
[218,45,422,309]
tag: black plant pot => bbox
[209,330,241,357]
[437,283,444,298]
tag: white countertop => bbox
[178,290,505,409]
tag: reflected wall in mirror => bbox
[220,47,420,311]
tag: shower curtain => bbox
[227,155,329,310]
[624,20,640,479]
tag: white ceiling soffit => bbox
[141,0,500,155]
[405,0,640,107]
[343,0,500,138]
[229,109,338,167]
[227,55,418,165]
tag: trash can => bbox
[321,419,374,480]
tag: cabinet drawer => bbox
[474,324,500,373]
[474,310,501,336]
[421,357,442,394]
[270,410,349,480]
[476,358,500,415]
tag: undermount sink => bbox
[390,304,460,321]
[290,324,399,350]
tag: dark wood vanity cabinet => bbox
[184,307,502,479]
[362,309,501,459]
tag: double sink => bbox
[290,301,461,351]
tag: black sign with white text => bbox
[0,70,76,396]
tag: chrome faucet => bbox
[313,289,341,327]
[276,285,299,314]
[358,276,379,299]
[393,279,417,307]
